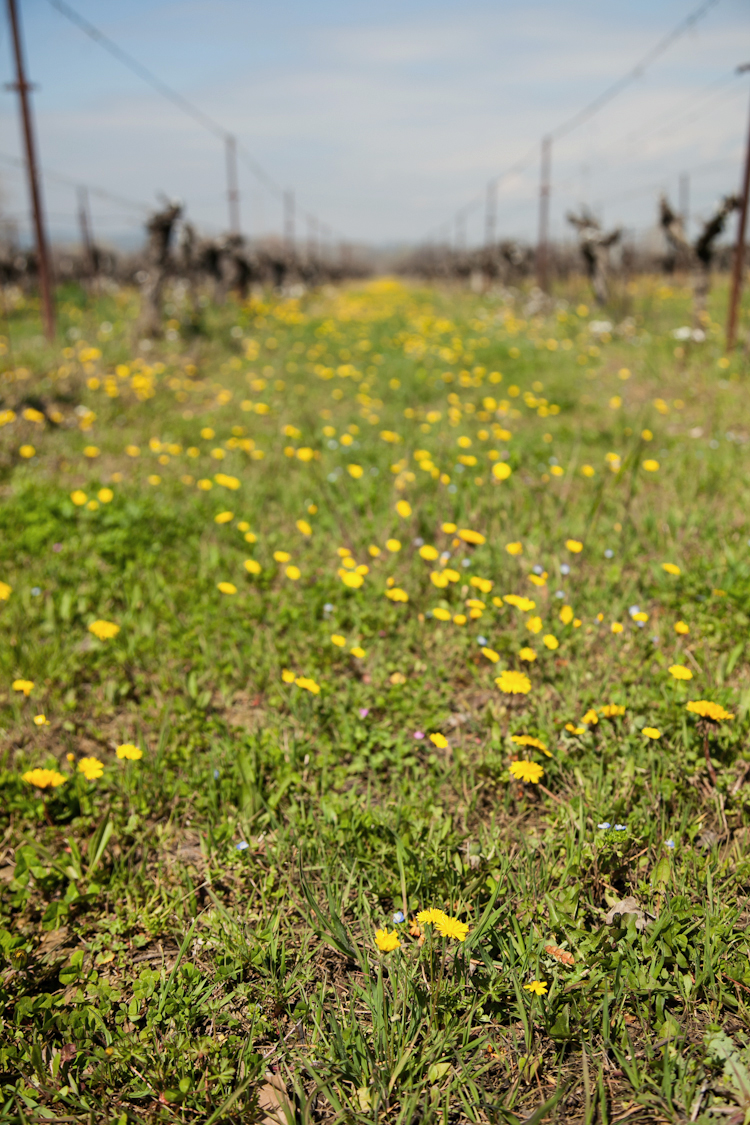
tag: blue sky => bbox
[0,0,747,248]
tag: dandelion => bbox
[0,581,11,600]
[78,757,104,780]
[482,647,500,663]
[331,634,346,647]
[496,670,531,694]
[565,723,585,735]
[375,928,401,952]
[662,563,681,576]
[433,607,451,621]
[350,646,366,658]
[600,704,625,718]
[504,595,536,612]
[429,733,448,748]
[116,743,143,760]
[98,488,113,503]
[581,465,595,478]
[581,709,598,725]
[70,490,88,506]
[341,571,364,588]
[417,907,447,925]
[296,519,312,536]
[295,676,320,694]
[526,616,542,634]
[386,539,401,552]
[492,461,512,481]
[83,446,100,458]
[348,464,363,479]
[282,670,296,683]
[215,511,234,524]
[244,559,261,575]
[611,622,623,634]
[217,580,237,595]
[642,727,661,739]
[274,551,291,563]
[566,539,583,553]
[543,634,559,650]
[23,768,66,788]
[686,700,734,721]
[511,734,549,755]
[559,605,573,624]
[396,500,412,518]
[12,679,34,696]
[390,672,406,685]
[19,444,36,458]
[285,565,301,581]
[642,459,659,472]
[453,613,466,625]
[458,529,485,545]
[419,544,439,561]
[519,647,537,662]
[509,760,544,783]
[33,714,48,726]
[524,980,548,996]
[675,621,689,634]
[434,914,469,941]
[669,664,693,681]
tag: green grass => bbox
[2,274,750,1123]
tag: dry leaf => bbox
[545,943,575,966]
[258,1071,293,1125]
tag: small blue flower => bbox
[477,636,488,646]
[31,587,41,596]
[666,838,675,849]
[604,549,614,559]
[555,589,565,599]
[323,603,334,613]
[532,564,544,576]
[393,910,405,924]
[614,824,627,832]
[213,768,220,779]
[560,563,570,576]
[597,822,611,830]
[236,840,249,851]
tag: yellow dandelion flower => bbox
[566,539,583,553]
[600,704,625,718]
[434,914,469,941]
[347,464,363,479]
[19,444,36,459]
[642,727,661,739]
[331,634,346,647]
[492,461,512,481]
[217,582,237,595]
[642,459,659,472]
[386,538,401,553]
[675,621,689,634]
[581,709,598,725]
[244,559,261,575]
[524,980,548,996]
[543,634,559,650]
[295,676,320,694]
[481,647,500,663]
[565,723,585,735]
[526,615,542,634]
[23,768,66,789]
[519,647,537,662]
[496,670,531,695]
[429,733,448,748]
[78,756,104,780]
[350,646,366,658]
[433,607,451,621]
[88,620,120,641]
[686,700,734,721]
[281,670,296,683]
[12,679,34,696]
[215,511,234,524]
[458,528,485,545]
[375,928,401,952]
[511,734,549,754]
[662,563,681,576]
[396,500,412,518]
[506,541,523,556]
[419,544,439,561]
[341,571,364,588]
[115,742,142,760]
[70,490,88,506]
[296,519,312,536]
[509,760,544,783]
[669,664,693,681]
[452,613,466,625]
[611,622,624,634]
[0,581,11,600]
[33,714,48,726]
[274,550,291,563]
[559,605,573,624]
[416,907,447,925]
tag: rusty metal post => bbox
[6,0,55,340]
